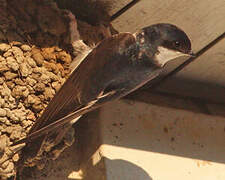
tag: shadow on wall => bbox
[74,111,151,180]
[83,157,153,180]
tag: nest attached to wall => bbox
[0,0,115,179]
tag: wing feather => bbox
[16,33,137,162]
[29,32,136,133]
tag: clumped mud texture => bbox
[0,0,114,179]
[0,44,72,179]
[0,0,73,179]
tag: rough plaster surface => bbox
[96,100,225,180]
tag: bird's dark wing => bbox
[14,33,136,148]
[29,32,136,134]
[14,89,119,145]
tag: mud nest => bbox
[0,0,114,179]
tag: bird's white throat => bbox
[154,46,190,66]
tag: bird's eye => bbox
[174,41,180,47]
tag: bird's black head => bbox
[135,23,193,67]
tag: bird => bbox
[14,23,193,168]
